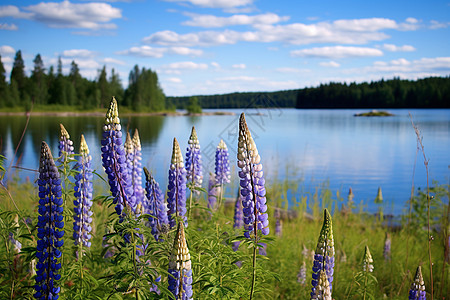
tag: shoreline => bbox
[0,111,236,117]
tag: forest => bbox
[1,50,449,111]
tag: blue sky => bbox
[0,0,449,96]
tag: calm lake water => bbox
[1,108,449,215]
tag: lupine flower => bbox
[297,261,307,285]
[167,138,187,228]
[237,113,269,239]
[58,123,74,159]
[258,242,267,256]
[124,132,138,212]
[143,167,169,241]
[409,266,426,300]
[233,189,244,230]
[101,97,133,217]
[132,129,145,206]
[207,173,218,211]
[73,134,93,248]
[215,139,230,185]
[34,142,64,300]
[311,209,335,298]
[274,208,282,237]
[310,270,332,300]
[383,232,391,261]
[363,245,374,273]
[9,232,22,253]
[168,222,193,300]
[185,126,203,194]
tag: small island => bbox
[354,110,394,117]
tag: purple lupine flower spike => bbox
[101,97,133,217]
[207,173,218,211]
[383,232,391,261]
[215,139,231,185]
[34,142,64,300]
[311,270,332,300]
[233,188,244,230]
[58,123,74,158]
[409,266,426,300]
[168,222,193,300]
[297,261,307,285]
[275,208,282,237]
[73,135,93,248]
[311,209,335,299]
[237,113,269,239]
[167,138,187,228]
[132,129,144,206]
[185,126,203,194]
[124,131,138,212]
[144,167,169,241]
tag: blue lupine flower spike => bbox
[73,134,93,248]
[143,167,169,241]
[167,138,187,228]
[409,266,426,300]
[237,113,269,239]
[311,209,335,299]
[124,131,138,212]
[215,139,231,185]
[101,97,133,217]
[132,129,144,207]
[383,232,391,261]
[168,222,193,300]
[185,126,203,194]
[58,123,74,161]
[34,141,64,300]
[310,269,332,300]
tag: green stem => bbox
[188,190,193,220]
[250,242,257,300]
[363,270,368,300]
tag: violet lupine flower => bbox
[237,113,269,239]
[34,142,64,300]
[132,129,145,206]
[311,209,335,298]
[143,167,169,241]
[167,138,187,228]
[207,173,218,210]
[58,123,74,159]
[168,222,193,300]
[185,126,203,194]
[363,245,374,273]
[383,232,391,261]
[101,97,133,217]
[310,270,332,300]
[124,132,138,213]
[274,208,282,237]
[409,266,426,300]
[233,189,244,230]
[297,261,307,285]
[215,139,231,186]
[73,134,93,248]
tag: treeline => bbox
[0,50,166,111]
[168,77,450,109]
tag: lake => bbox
[1,108,449,215]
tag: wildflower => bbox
[101,97,133,216]
[73,134,93,248]
[34,142,64,300]
[383,232,391,261]
[237,113,269,239]
[124,131,138,212]
[311,270,332,300]
[363,245,374,273]
[143,167,169,241]
[215,139,230,185]
[132,129,144,205]
[185,126,203,193]
[167,138,187,228]
[233,189,244,230]
[409,266,426,300]
[58,123,74,159]
[311,209,335,297]
[168,222,193,300]
[258,242,267,256]
[297,261,307,285]
[274,208,282,237]
[207,173,218,211]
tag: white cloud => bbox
[183,12,289,28]
[0,23,18,30]
[117,46,202,58]
[62,49,96,57]
[276,67,301,73]
[367,57,450,73]
[211,62,220,68]
[103,57,126,65]
[429,20,450,29]
[398,18,421,30]
[166,77,182,83]
[232,63,246,69]
[382,44,415,52]
[160,61,209,73]
[319,61,340,68]
[333,18,397,32]
[291,46,383,59]
[163,0,253,9]
[0,1,121,30]
[0,45,15,55]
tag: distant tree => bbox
[0,55,11,107]
[109,68,124,102]
[10,50,28,102]
[57,56,63,77]
[30,54,48,105]
[186,96,202,114]
[97,65,109,108]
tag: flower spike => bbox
[409,266,426,300]
[132,129,144,206]
[185,126,203,193]
[34,142,64,300]
[311,209,335,298]
[58,123,74,162]
[167,138,187,228]
[168,222,193,300]
[237,113,269,239]
[363,245,374,273]
[215,139,230,185]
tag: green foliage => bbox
[186,96,202,114]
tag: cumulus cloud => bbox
[276,67,301,73]
[0,1,121,30]
[319,61,340,68]
[166,77,182,83]
[183,12,289,28]
[0,23,18,30]
[429,20,450,29]
[382,44,415,52]
[211,61,220,68]
[103,57,126,65]
[163,0,253,9]
[367,57,450,73]
[62,49,96,57]
[291,46,383,59]
[0,45,15,55]
[159,61,209,74]
[332,18,397,32]
[117,45,203,58]
[232,63,246,69]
